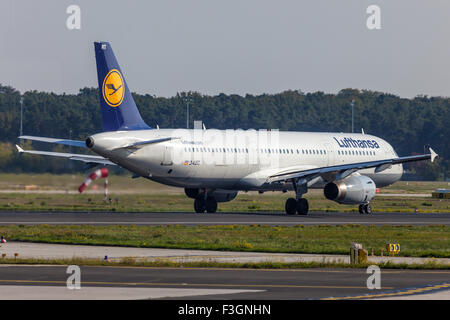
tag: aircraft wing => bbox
[15,145,115,166]
[266,148,438,184]
[19,135,86,148]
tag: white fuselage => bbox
[88,129,403,191]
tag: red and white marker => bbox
[78,168,109,193]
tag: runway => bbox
[0,211,449,226]
[0,265,448,300]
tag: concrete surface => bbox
[1,242,449,266]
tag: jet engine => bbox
[184,188,238,203]
[324,175,376,204]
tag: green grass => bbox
[383,181,450,194]
[0,192,449,213]
[1,224,449,258]
[0,174,448,213]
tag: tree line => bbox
[0,85,448,180]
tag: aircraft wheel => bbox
[363,204,372,214]
[296,198,309,215]
[358,204,365,215]
[194,195,206,213]
[285,198,297,215]
[205,196,218,213]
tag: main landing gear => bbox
[194,192,218,213]
[285,197,309,215]
[285,179,309,215]
[358,203,372,214]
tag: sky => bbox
[1,0,449,98]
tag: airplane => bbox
[16,41,438,215]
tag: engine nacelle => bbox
[213,190,238,203]
[324,175,376,204]
[184,188,238,203]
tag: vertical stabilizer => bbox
[94,41,150,131]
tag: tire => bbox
[296,198,309,215]
[358,204,365,214]
[364,204,372,214]
[285,198,297,215]
[194,195,206,213]
[205,196,218,213]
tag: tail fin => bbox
[94,42,150,131]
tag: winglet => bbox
[429,148,438,162]
[15,144,24,153]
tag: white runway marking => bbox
[0,285,262,300]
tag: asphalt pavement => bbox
[0,211,449,225]
[0,265,448,300]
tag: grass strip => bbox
[0,192,449,213]
[1,224,449,258]
[0,257,448,270]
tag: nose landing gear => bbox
[358,203,372,214]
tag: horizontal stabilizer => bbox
[430,148,438,162]
[15,144,115,166]
[19,135,86,148]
